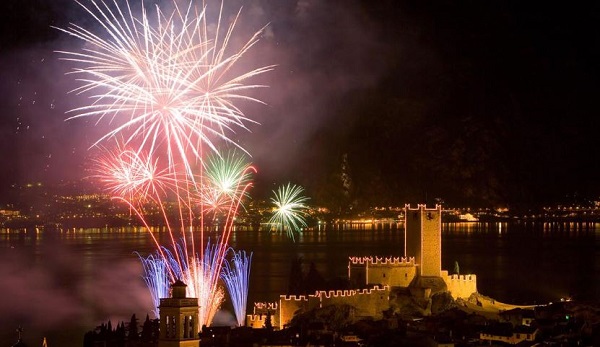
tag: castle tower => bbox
[404,204,442,277]
[158,280,200,347]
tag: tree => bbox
[128,314,139,340]
[288,256,305,295]
[115,321,126,346]
[264,310,273,331]
[140,315,154,342]
[305,262,326,294]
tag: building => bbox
[348,205,477,300]
[500,308,536,327]
[248,204,478,329]
[158,280,200,347]
[479,323,538,345]
[405,204,442,277]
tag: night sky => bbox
[1,0,599,208]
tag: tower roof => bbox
[172,279,187,287]
[171,279,187,299]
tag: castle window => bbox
[165,316,170,338]
[171,316,176,338]
[383,273,385,278]
[165,315,177,338]
[183,315,189,338]
[188,316,195,338]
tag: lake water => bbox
[1,222,598,346]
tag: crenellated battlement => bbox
[405,203,442,211]
[280,294,309,301]
[314,285,390,299]
[253,301,278,313]
[447,274,477,282]
[349,256,415,265]
[278,285,391,304]
[246,314,265,323]
[441,270,478,299]
[316,289,357,298]
[246,312,280,330]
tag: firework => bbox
[93,145,172,201]
[96,144,253,326]
[137,241,225,325]
[180,240,225,326]
[55,0,273,174]
[221,249,252,326]
[58,0,271,328]
[202,150,255,216]
[268,183,310,240]
[137,251,170,318]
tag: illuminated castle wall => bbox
[441,271,478,299]
[247,286,390,330]
[247,302,279,329]
[348,205,476,298]
[348,256,417,288]
[247,204,477,329]
[314,286,390,320]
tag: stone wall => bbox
[441,270,478,299]
[246,302,279,329]
[273,286,391,329]
[278,295,311,330]
[348,256,417,288]
[317,286,390,320]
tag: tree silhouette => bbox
[305,262,326,294]
[128,314,139,340]
[288,256,305,295]
[264,310,274,331]
[141,315,153,342]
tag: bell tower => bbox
[404,204,442,277]
[158,280,200,347]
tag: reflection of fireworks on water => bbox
[58,0,270,328]
[269,183,310,241]
[221,249,252,326]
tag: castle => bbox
[247,204,478,329]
